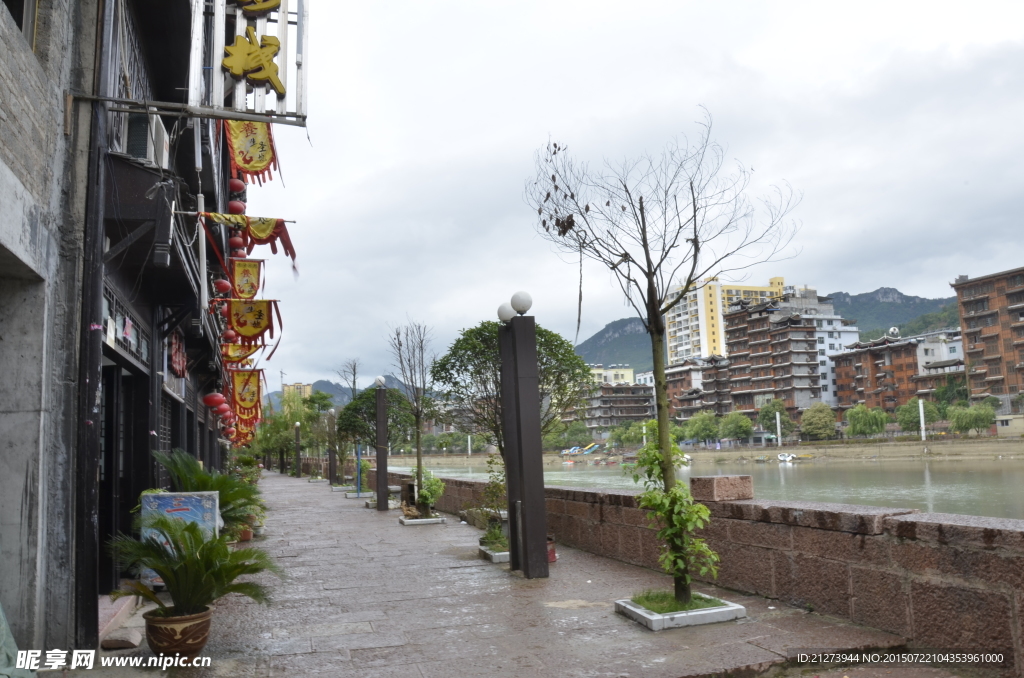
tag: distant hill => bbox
[264,375,407,409]
[575,317,654,373]
[826,288,956,338]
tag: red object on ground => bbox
[228,178,246,194]
[228,200,246,215]
[547,536,557,563]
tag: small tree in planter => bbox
[417,470,446,518]
[626,421,718,604]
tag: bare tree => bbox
[336,358,361,406]
[526,110,799,490]
[388,323,435,512]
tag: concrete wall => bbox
[0,0,97,649]
[375,469,1024,673]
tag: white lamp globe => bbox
[510,291,532,315]
[294,421,300,428]
[497,302,516,323]
[374,375,386,387]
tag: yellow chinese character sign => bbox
[223,26,286,96]
[221,343,261,364]
[229,0,280,17]
[231,259,262,299]
[230,370,263,419]
[202,212,296,264]
[222,120,279,184]
[227,299,279,343]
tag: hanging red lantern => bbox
[202,393,226,407]
[224,427,237,437]
[222,329,238,341]
[213,279,232,293]
[228,178,246,194]
[228,200,246,215]
[231,249,247,258]
[214,403,231,415]
[219,304,229,318]
[228,236,245,249]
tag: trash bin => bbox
[547,534,557,563]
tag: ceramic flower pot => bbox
[143,606,212,659]
[238,528,253,541]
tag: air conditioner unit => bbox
[124,112,170,169]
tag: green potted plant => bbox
[154,450,265,536]
[108,514,281,658]
[418,470,445,517]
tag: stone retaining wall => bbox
[371,470,1024,671]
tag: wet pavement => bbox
[76,471,979,678]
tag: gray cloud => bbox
[243,2,1024,386]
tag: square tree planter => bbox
[478,545,509,563]
[615,593,746,631]
[398,516,446,526]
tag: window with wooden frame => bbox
[2,0,38,48]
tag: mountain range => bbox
[574,287,960,371]
[265,375,407,409]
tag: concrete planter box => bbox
[364,498,401,509]
[344,491,374,498]
[615,593,746,631]
[307,478,327,483]
[330,485,354,492]
[478,546,509,563]
[399,516,446,526]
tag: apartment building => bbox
[671,356,732,421]
[283,383,314,398]
[951,268,1024,413]
[833,329,964,411]
[666,276,786,362]
[723,287,859,421]
[588,363,635,385]
[635,370,655,386]
[577,383,655,434]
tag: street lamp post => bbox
[375,375,389,511]
[294,421,301,478]
[498,291,549,579]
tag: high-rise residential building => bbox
[666,277,786,362]
[576,383,654,434]
[588,364,635,385]
[951,267,1024,412]
[283,383,314,398]
[723,287,859,420]
[833,329,963,412]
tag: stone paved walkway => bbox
[79,471,980,678]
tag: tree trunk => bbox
[414,413,428,515]
[649,323,675,491]
[673,573,691,604]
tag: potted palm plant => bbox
[109,514,281,658]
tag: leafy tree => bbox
[718,412,753,440]
[980,396,1002,412]
[894,397,940,433]
[527,111,798,495]
[686,411,719,443]
[303,390,334,414]
[757,399,796,436]
[607,420,647,447]
[800,402,836,440]
[430,320,591,455]
[948,404,995,435]
[933,373,967,408]
[845,404,888,436]
[543,420,593,450]
[336,387,415,451]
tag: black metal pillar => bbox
[375,385,388,510]
[328,448,337,485]
[278,448,285,474]
[294,424,301,477]
[498,323,522,571]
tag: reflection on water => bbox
[393,459,1024,520]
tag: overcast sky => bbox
[247,1,1024,388]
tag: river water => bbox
[393,459,1024,520]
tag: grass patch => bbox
[631,590,724,614]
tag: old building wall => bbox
[0,0,96,650]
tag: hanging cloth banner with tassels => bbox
[226,299,280,344]
[202,213,297,266]
[221,343,261,364]
[231,259,263,299]
[224,120,279,184]
[230,369,263,419]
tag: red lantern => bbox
[215,403,231,415]
[228,178,246,194]
[202,393,226,407]
[228,200,246,215]
[224,427,237,437]
[222,329,238,341]
[213,279,232,293]
[228,236,245,249]
[219,304,229,318]
[231,249,247,258]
